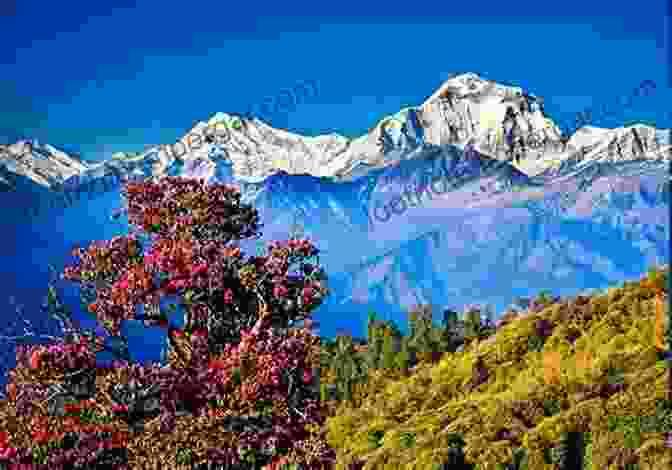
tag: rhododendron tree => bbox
[0,176,336,468]
[62,176,329,359]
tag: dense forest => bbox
[317,265,670,469]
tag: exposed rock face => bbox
[417,73,565,161]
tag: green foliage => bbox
[176,447,194,465]
[408,309,418,339]
[441,309,464,354]
[546,431,587,468]
[399,431,416,449]
[527,334,545,353]
[445,432,466,448]
[497,447,528,470]
[394,339,411,374]
[582,432,593,470]
[513,447,529,470]
[230,367,242,386]
[329,333,363,402]
[365,319,405,371]
[542,398,562,417]
[655,399,672,433]
[464,307,482,338]
[323,265,669,469]
[338,379,353,402]
[240,446,258,465]
[367,430,385,450]
[320,382,329,402]
[366,324,382,367]
[443,308,459,329]
[63,399,114,425]
[381,328,396,370]
[606,365,625,386]
[32,441,61,465]
[279,464,301,470]
[367,310,377,337]
[407,304,439,359]
[255,399,275,416]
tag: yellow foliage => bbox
[323,265,670,468]
[655,293,668,351]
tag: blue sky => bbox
[0,2,670,370]
[1,1,670,160]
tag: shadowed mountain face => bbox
[1,73,670,341]
[248,145,669,338]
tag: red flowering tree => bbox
[0,176,336,468]
[63,176,329,358]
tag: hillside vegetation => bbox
[318,265,670,469]
[0,260,668,469]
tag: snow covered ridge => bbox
[1,72,670,193]
[0,140,88,189]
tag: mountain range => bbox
[2,72,669,339]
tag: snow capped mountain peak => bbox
[544,124,671,177]
[1,73,669,193]
[0,139,89,189]
[2,74,669,341]
[423,72,525,106]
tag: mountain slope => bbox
[323,267,670,469]
[0,73,571,189]
[1,72,669,338]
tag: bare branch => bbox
[0,268,135,389]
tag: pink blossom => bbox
[209,359,227,370]
[191,263,208,276]
[223,288,234,304]
[191,328,208,338]
[97,440,113,450]
[273,285,289,298]
[303,291,313,304]
[112,404,128,413]
[30,349,42,369]
[166,278,188,292]
[0,446,17,459]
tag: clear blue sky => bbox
[1,1,670,160]
[0,1,669,370]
